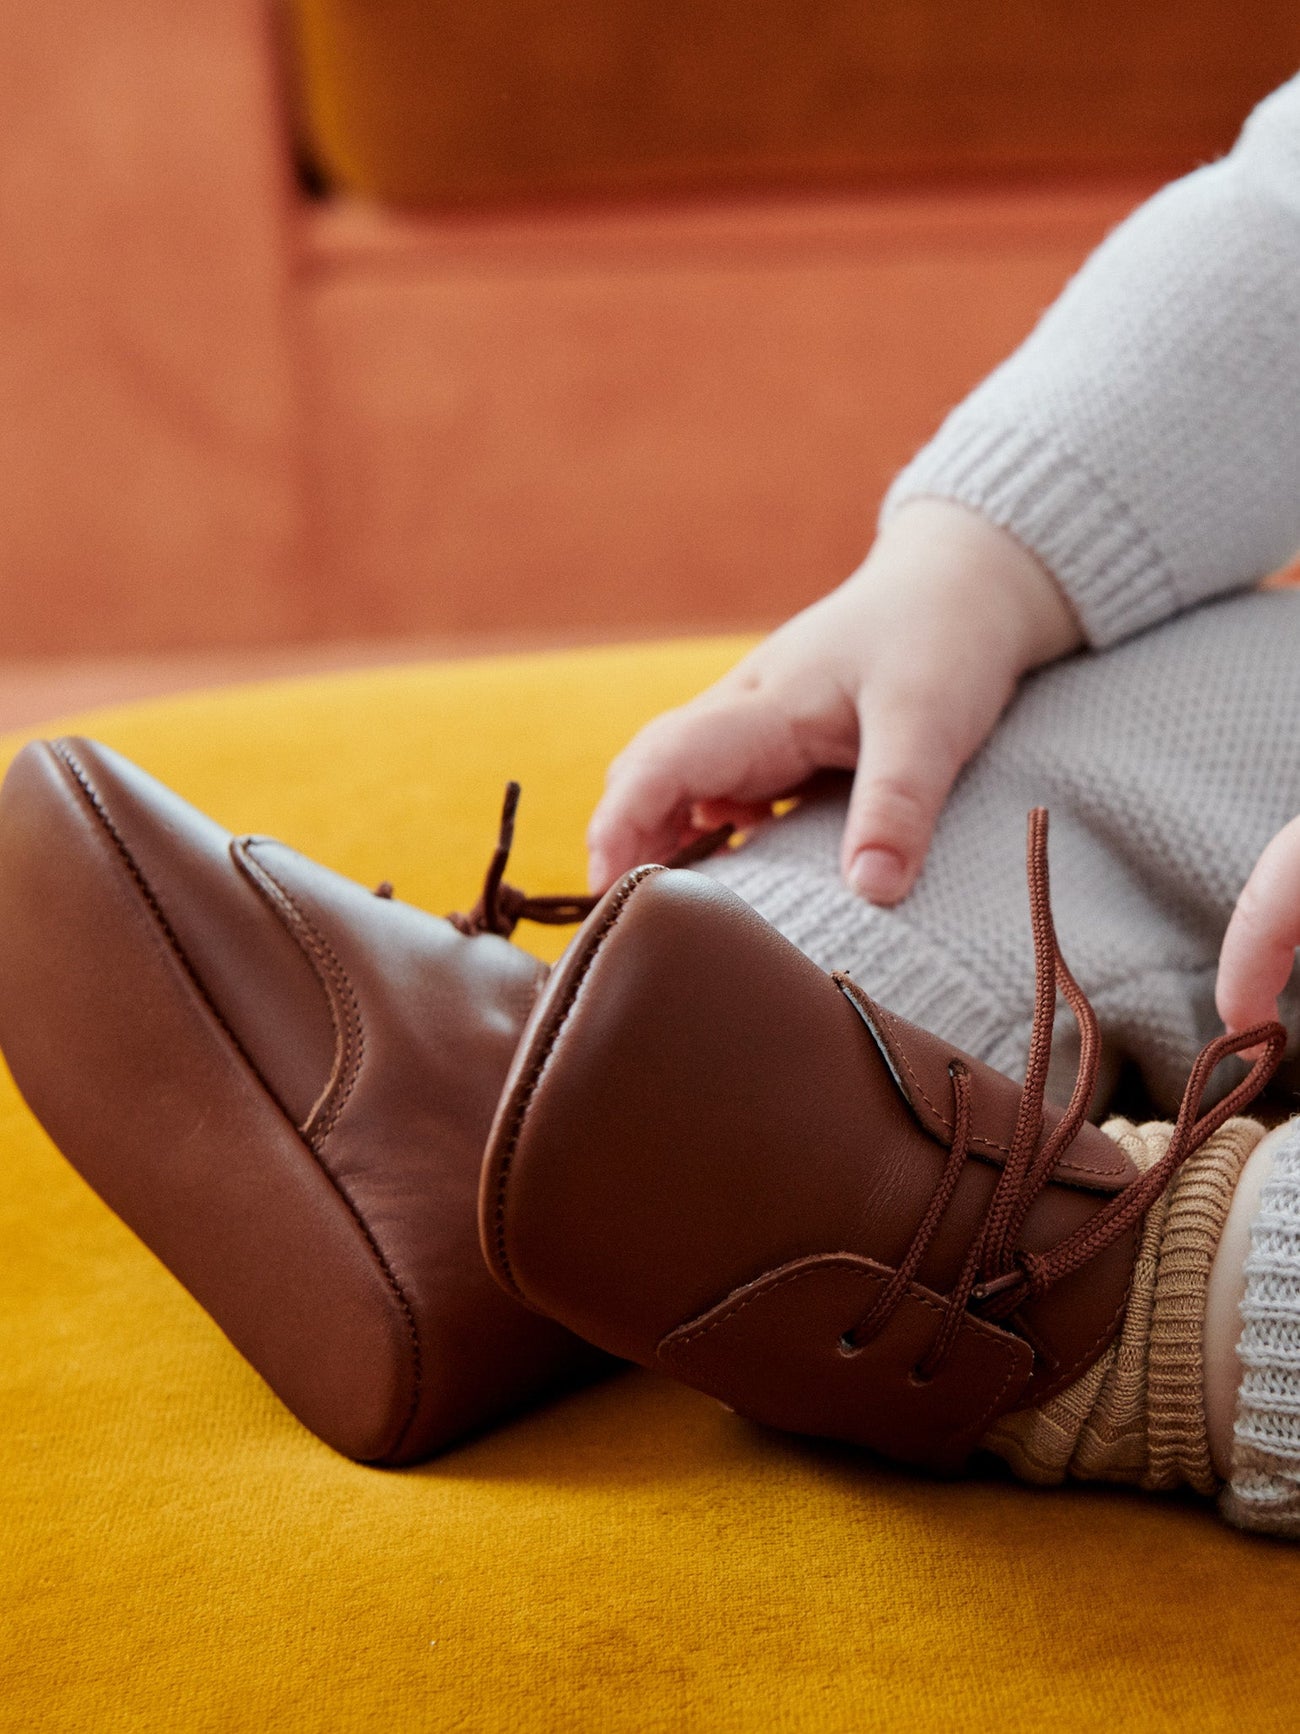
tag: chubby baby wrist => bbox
[869,499,1083,672]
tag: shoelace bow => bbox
[834,807,1288,1382]
[447,781,734,940]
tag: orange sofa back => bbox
[290,0,1300,206]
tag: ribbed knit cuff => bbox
[980,1118,1259,1495]
[881,409,1181,649]
[1145,1119,1261,1494]
[1221,1120,1300,1535]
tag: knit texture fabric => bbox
[700,589,1300,1116]
[880,74,1300,648]
[1222,1120,1300,1534]
[982,1117,1262,1494]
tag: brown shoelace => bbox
[447,781,734,940]
[835,807,1288,1380]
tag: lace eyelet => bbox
[838,1332,860,1357]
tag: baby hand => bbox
[586,500,1082,899]
[1217,815,1300,1035]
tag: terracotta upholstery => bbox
[303,187,1159,643]
[4,643,1300,1731]
[0,0,305,655]
[0,0,1188,658]
[290,0,1300,204]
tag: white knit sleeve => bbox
[882,74,1300,647]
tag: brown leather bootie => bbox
[481,811,1286,1472]
[0,740,621,1464]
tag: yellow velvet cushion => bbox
[4,640,1299,1732]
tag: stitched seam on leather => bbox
[660,1254,1025,1446]
[1016,1267,1133,1407]
[53,745,420,1464]
[51,743,267,1084]
[872,1000,1122,1183]
[967,1337,1026,1439]
[874,1005,1012,1153]
[487,866,664,1299]
[235,845,345,1133]
[235,841,424,1461]
[234,843,364,1148]
[668,1257,980,1347]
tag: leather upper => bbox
[482,866,1143,1472]
[0,737,607,1462]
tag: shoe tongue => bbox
[843,989,1136,1194]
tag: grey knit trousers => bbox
[701,587,1300,1117]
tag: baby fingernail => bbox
[849,846,908,905]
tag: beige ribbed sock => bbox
[981,1116,1265,1495]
